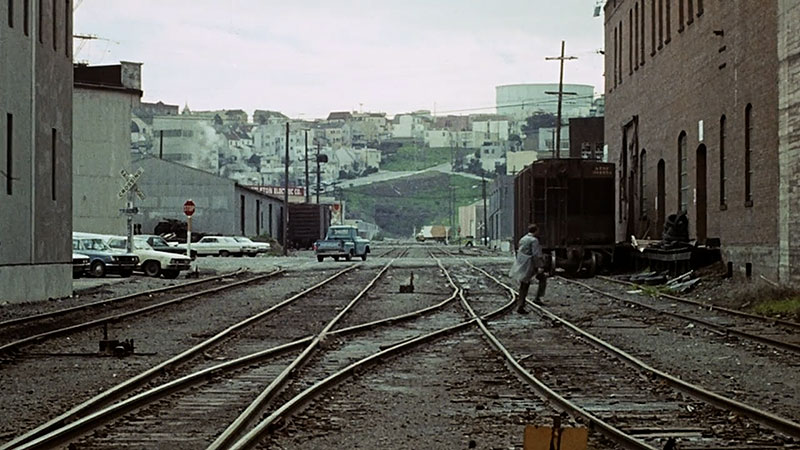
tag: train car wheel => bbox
[583,251,598,278]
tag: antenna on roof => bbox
[593,0,605,17]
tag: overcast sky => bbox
[75,1,605,119]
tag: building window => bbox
[650,0,656,55]
[632,3,640,69]
[697,0,703,16]
[744,104,753,206]
[720,115,726,208]
[629,9,633,74]
[640,0,646,63]
[8,0,13,27]
[640,149,648,218]
[678,0,684,31]
[678,131,688,212]
[51,128,57,200]
[64,0,69,56]
[665,0,671,43]
[51,0,56,50]
[613,26,619,87]
[687,0,694,24]
[5,114,12,195]
[37,0,42,43]
[658,0,663,49]
[619,20,624,83]
[23,0,28,35]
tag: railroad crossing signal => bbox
[118,167,146,200]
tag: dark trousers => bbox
[517,273,546,310]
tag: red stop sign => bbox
[183,200,196,216]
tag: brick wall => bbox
[604,0,783,279]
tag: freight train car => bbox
[514,159,615,276]
[288,203,331,250]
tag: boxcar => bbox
[514,159,615,276]
[288,203,331,250]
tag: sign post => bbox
[118,168,146,253]
[183,199,196,258]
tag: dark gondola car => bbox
[514,158,615,276]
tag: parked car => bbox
[137,234,190,256]
[234,237,270,256]
[72,253,90,278]
[171,236,243,257]
[314,225,370,262]
[72,232,139,278]
[103,236,192,279]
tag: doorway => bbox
[696,145,707,243]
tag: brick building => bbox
[604,0,800,282]
[568,117,604,159]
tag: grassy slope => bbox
[380,145,469,172]
[341,172,485,238]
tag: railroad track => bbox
[0,269,285,357]
[6,258,799,449]
[561,275,800,354]
[467,261,800,448]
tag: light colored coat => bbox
[509,233,543,283]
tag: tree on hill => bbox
[521,112,557,136]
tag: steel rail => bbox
[12,287,463,450]
[0,269,246,329]
[455,275,657,450]
[1,265,357,450]
[561,276,800,354]
[0,269,283,356]
[226,257,489,449]
[466,261,800,439]
[597,274,800,330]
[208,260,394,449]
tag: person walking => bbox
[509,223,546,313]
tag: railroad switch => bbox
[399,272,414,293]
[98,323,135,357]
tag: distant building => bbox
[1,1,73,302]
[506,151,538,175]
[133,156,284,238]
[568,117,604,159]
[488,175,514,249]
[150,115,222,174]
[496,83,595,121]
[73,62,143,235]
[604,0,800,282]
[458,201,487,241]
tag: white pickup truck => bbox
[172,236,244,257]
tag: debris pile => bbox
[623,270,700,294]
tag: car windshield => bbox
[235,237,252,243]
[327,228,353,238]
[77,238,110,251]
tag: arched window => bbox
[719,115,726,208]
[744,104,753,206]
[678,131,688,212]
[640,149,648,217]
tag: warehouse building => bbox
[0,1,73,302]
[604,0,800,282]
[132,156,284,239]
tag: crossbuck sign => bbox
[118,167,146,200]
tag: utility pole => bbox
[316,141,321,205]
[304,130,310,203]
[283,122,289,256]
[545,40,577,159]
[482,176,488,247]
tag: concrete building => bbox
[604,0,800,282]
[496,83,595,121]
[132,156,284,238]
[506,151,538,175]
[73,62,143,235]
[458,201,487,242]
[488,175,515,250]
[150,114,222,174]
[1,0,73,302]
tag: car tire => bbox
[345,251,353,262]
[361,253,367,261]
[220,250,230,257]
[333,256,340,261]
[190,251,198,260]
[161,269,180,279]
[143,260,161,277]
[90,261,106,278]
[119,270,134,278]
[317,256,324,262]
